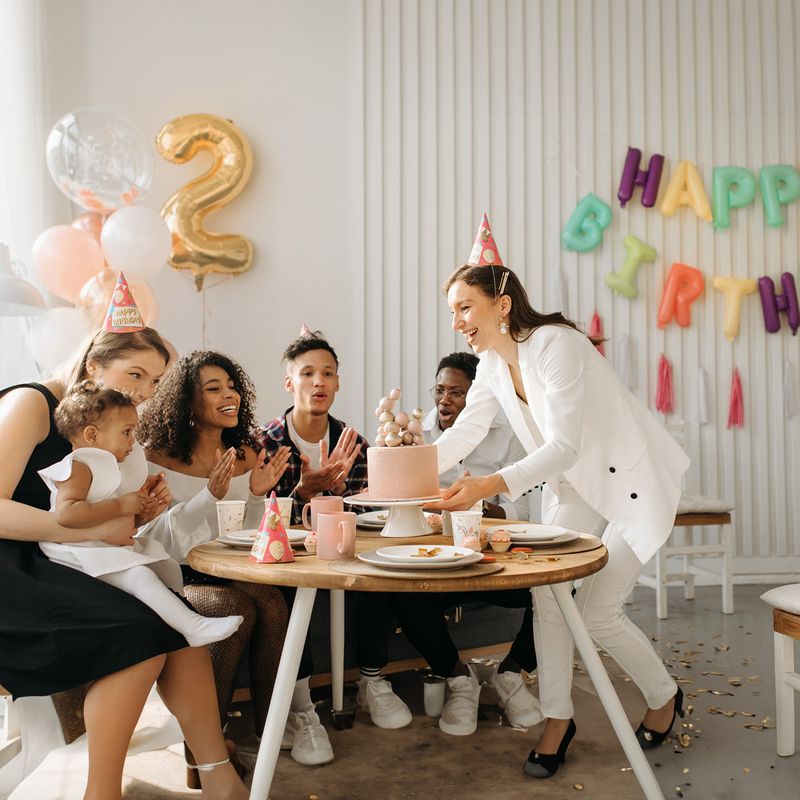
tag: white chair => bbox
[636,421,734,619]
[761,584,800,756]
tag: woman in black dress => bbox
[0,328,248,800]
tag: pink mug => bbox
[302,496,344,531]
[316,512,357,560]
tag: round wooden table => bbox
[189,527,664,800]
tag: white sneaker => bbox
[487,668,543,727]
[356,676,412,729]
[282,710,334,765]
[438,665,481,736]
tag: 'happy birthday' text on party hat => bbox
[102,271,145,333]
[467,213,504,267]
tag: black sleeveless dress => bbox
[0,383,188,698]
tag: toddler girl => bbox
[38,381,242,647]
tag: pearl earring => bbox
[499,320,509,335]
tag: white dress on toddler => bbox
[38,444,242,647]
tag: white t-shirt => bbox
[286,412,329,472]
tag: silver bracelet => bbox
[187,756,231,772]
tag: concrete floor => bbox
[118,584,800,800]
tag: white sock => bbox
[100,565,243,647]
[291,676,314,713]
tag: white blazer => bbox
[434,325,690,564]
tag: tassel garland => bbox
[655,354,674,414]
[615,333,634,389]
[727,368,744,428]
[588,311,605,356]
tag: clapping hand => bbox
[295,455,344,501]
[321,427,362,495]
[207,447,237,500]
[250,446,292,496]
[135,473,171,526]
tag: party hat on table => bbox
[467,213,504,267]
[102,271,145,333]
[250,491,295,563]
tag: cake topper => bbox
[374,388,424,447]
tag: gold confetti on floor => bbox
[573,784,584,791]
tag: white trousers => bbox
[532,484,677,719]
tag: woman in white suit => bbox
[434,263,690,779]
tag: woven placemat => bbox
[328,559,504,580]
[499,532,603,556]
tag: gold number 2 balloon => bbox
[156,114,253,290]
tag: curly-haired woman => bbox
[137,351,292,779]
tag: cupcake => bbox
[304,531,317,554]
[462,531,482,552]
[479,528,488,549]
[490,529,511,553]
[425,512,443,532]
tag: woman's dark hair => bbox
[436,352,480,382]
[55,380,135,440]
[443,264,584,343]
[282,330,339,367]
[64,328,171,388]
[136,351,258,464]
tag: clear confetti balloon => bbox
[46,107,153,214]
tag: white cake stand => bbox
[345,491,441,538]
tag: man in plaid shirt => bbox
[255,329,412,766]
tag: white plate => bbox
[509,532,579,546]
[358,549,484,571]
[486,524,575,542]
[375,544,473,564]
[357,511,389,528]
[220,529,305,548]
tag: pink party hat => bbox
[467,213,504,267]
[102,271,145,333]
[250,491,295,563]
[299,323,313,337]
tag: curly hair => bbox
[136,351,258,464]
[55,380,135,440]
[436,351,480,382]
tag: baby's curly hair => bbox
[136,351,258,464]
[55,380,136,441]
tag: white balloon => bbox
[100,206,171,280]
[28,308,92,374]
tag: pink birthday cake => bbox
[367,388,439,500]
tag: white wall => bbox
[32,0,800,574]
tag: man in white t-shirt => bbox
[257,330,412,765]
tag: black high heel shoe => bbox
[523,719,577,779]
[635,687,685,750]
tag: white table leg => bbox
[249,587,316,800]
[549,582,665,800]
[330,589,345,713]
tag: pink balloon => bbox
[31,225,105,303]
[77,268,158,327]
[71,212,106,245]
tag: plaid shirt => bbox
[256,407,370,525]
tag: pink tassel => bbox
[655,354,674,414]
[588,311,605,356]
[727,367,744,428]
